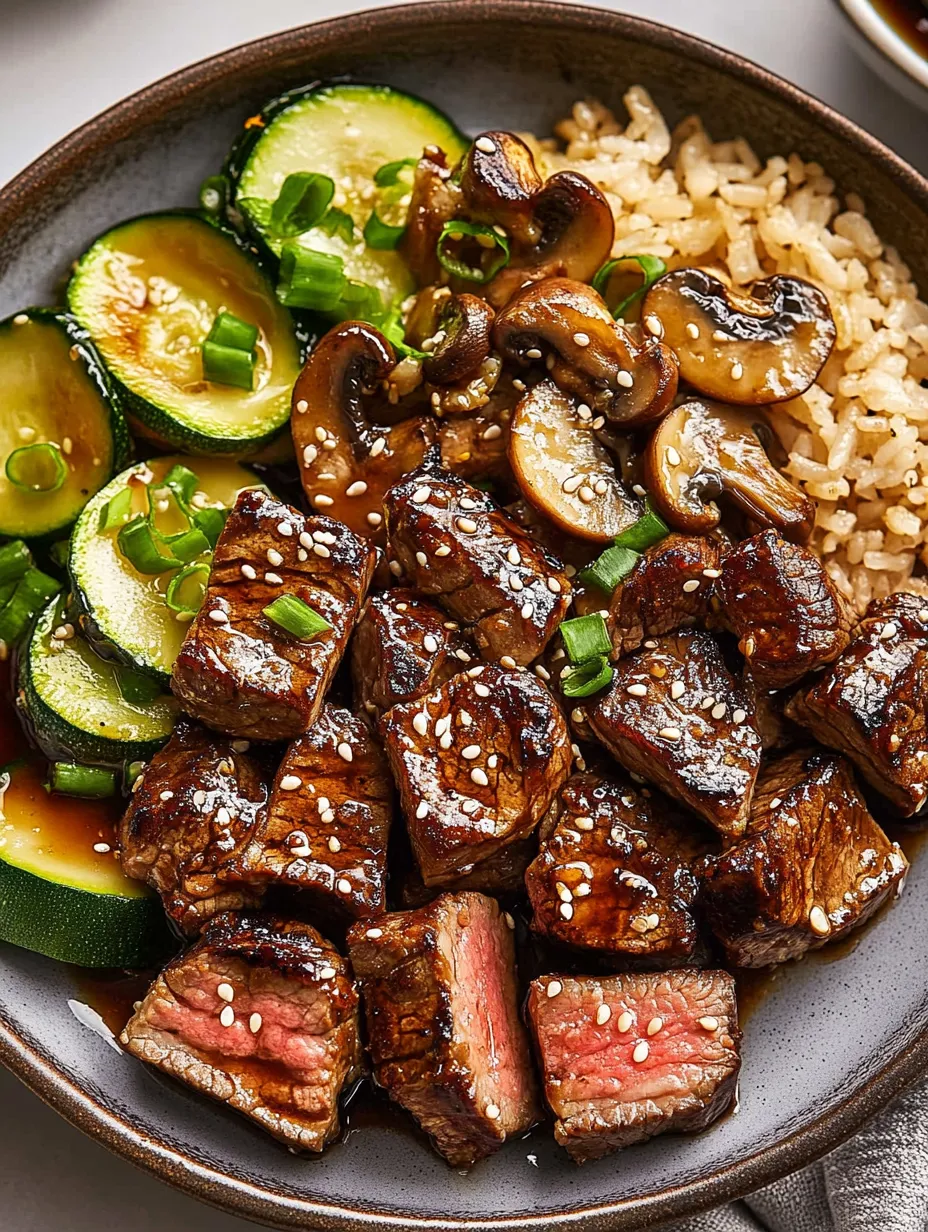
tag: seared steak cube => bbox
[527,969,741,1161]
[525,771,699,962]
[121,912,362,1151]
[351,589,473,721]
[786,593,928,813]
[400,837,536,906]
[172,489,375,741]
[384,470,571,665]
[382,664,571,885]
[718,530,855,690]
[347,892,540,1167]
[702,748,909,966]
[239,706,392,918]
[609,534,723,658]
[119,718,267,935]
[589,630,762,837]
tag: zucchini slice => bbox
[69,455,259,682]
[0,759,171,968]
[0,309,128,539]
[18,597,176,768]
[230,83,468,316]
[67,212,302,456]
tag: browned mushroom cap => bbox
[509,380,642,543]
[493,277,678,429]
[422,293,495,386]
[642,267,837,404]
[458,131,543,245]
[292,321,437,544]
[399,147,464,286]
[645,398,815,543]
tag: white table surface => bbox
[2,1,927,1229]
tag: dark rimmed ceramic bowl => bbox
[2,3,928,1228]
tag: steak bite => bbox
[786,593,928,813]
[701,748,908,966]
[239,706,393,919]
[609,534,723,658]
[347,892,540,1167]
[119,718,268,935]
[350,589,473,721]
[527,969,741,1162]
[172,489,375,741]
[381,664,571,886]
[525,771,700,963]
[589,630,763,837]
[718,529,856,690]
[121,912,362,1151]
[384,470,571,665]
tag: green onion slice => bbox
[269,172,335,238]
[436,220,510,284]
[0,567,61,645]
[614,502,670,553]
[207,312,258,353]
[48,540,70,571]
[48,762,117,799]
[0,539,32,586]
[277,243,347,312]
[579,545,640,595]
[559,612,612,663]
[263,594,332,640]
[5,442,67,493]
[364,210,406,250]
[163,463,199,508]
[98,487,133,532]
[316,207,356,242]
[115,666,164,706]
[164,525,211,565]
[192,505,229,548]
[374,158,418,187]
[593,254,668,321]
[382,304,429,361]
[117,516,182,575]
[339,279,385,322]
[202,340,256,391]
[562,655,614,698]
[165,562,210,617]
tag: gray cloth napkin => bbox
[663,1077,928,1232]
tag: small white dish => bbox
[836,0,928,109]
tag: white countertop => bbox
[2,0,927,1228]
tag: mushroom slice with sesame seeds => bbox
[172,489,374,741]
[786,593,928,814]
[642,267,836,405]
[525,770,707,962]
[527,969,741,1162]
[493,277,678,429]
[437,372,518,485]
[121,911,362,1151]
[702,748,908,966]
[350,589,474,721]
[381,664,571,886]
[119,717,269,936]
[508,380,642,543]
[646,398,815,544]
[238,706,393,918]
[589,630,762,838]
[290,320,436,545]
[717,530,856,690]
[420,292,496,387]
[398,146,465,286]
[347,892,541,1166]
[384,469,571,665]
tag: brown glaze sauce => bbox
[871,0,928,60]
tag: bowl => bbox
[3,3,928,1228]
[835,0,928,109]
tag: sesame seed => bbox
[159,790,174,802]
[280,775,302,791]
[366,928,383,939]
[337,743,353,763]
[560,901,574,920]
[712,702,726,720]
[596,1004,611,1025]
[296,399,308,413]
[412,486,430,504]
[265,572,283,585]
[319,966,337,979]
[416,802,429,819]
[476,135,497,153]
[208,609,229,624]
[698,1016,719,1031]
[313,494,334,508]
[321,809,335,824]
[277,522,293,537]
[671,681,685,700]
[562,474,584,494]
[93,842,111,853]
[219,1006,235,1027]
[666,446,681,466]
[504,912,516,930]
[525,347,543,360]
[471,767,489,786]
[556,881,572,903]
[880,621,898,640]
[413,712,429,736]
[240,563,257,580]
[700,696,715,711]
[890,734,901,751]
[535,664,551,681]
[457,517,478,534]
[579,486,595,504]
[336,878,352,894]
[474,682,490,697]
[435,716,452,737]
[575,883,591,897]
[302,445,317,466]
[423,634,438,653]
[644,314,663,336]
[617,1011,634,1033]
[435,544,451,557]
[462,799,480,814]
[920,609,928,622]
[328,836,341,853]
[521,602,534,619]
[347,480,368,497]
[13,313,28,326]
[809,905,831,935]
[616,370,634,388]
[682,578,700,593]
[416,551,428,567]
[249,1013,262,1034]
[194,790,207,807]
[575,816,594,831]
[685,322,700,339]
[389,560,403,577]
[732,708,747,724]
[217,983,235,1003]
[266,547,283,567]
[313,543,331,559]
[646,1016,663,1036]
[482,424,502,441]
[508,573,524,592]
[485,1103,501,1120]
[577,403,592,420]
[573,331,590,347]
[460,497,478,510]
[731,361,744,380]
[215,806,231,826]
[659,726,681,741]
[633,1040,650,1063]
[500,654,517,668]
[547,980,562,998]
[370,437,386,458]
[594,480,609,496]
[627,683,648,697]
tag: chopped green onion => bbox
[164,525,210,565]
[117,516,181,575]
[270,172,335,238]
[316,207,355,242]
[436,220,510,284]
[207,312,258,353]
[374,158,418,187]
[115,666,163,705]
[48,540,70,571]
[579,545,640,594]
[199,174,229,219]
[163,463,199,508]
[263,594,332,640]
[593,254,667,321]
[0,567,61,644]
[98,487,133,531]
[614,503,670,553]
[165,563,210,617]
[277,243,347,312]
[337,279,384,323]
[561,655,614,698]
[192,505,229,547]
[5,442,67,493]
[364,210,405,250]
[382,304,430,361]
[0,539,32,586]
[560,613,612,664]
[202,340,257,391]
[48,762,116,799]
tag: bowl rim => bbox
[3,2,928,1228]
[837,0,928,92]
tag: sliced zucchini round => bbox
[67,212,302,456]
[230,83,468,315]
[0,309,128,539]
[0,759,171,967]
[18,596,176,768]
[69,455,259,683]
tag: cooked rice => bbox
[531,88,928,612]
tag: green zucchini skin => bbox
[0,308,130,540]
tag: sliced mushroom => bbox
[458,131,543,245]
[292,321,437,543]
[509,380,642,543]
[645,398,815,543]
[493,277,678,429]
[422,293,496,386]
[642,267,837,404]
[399,147,464,286]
